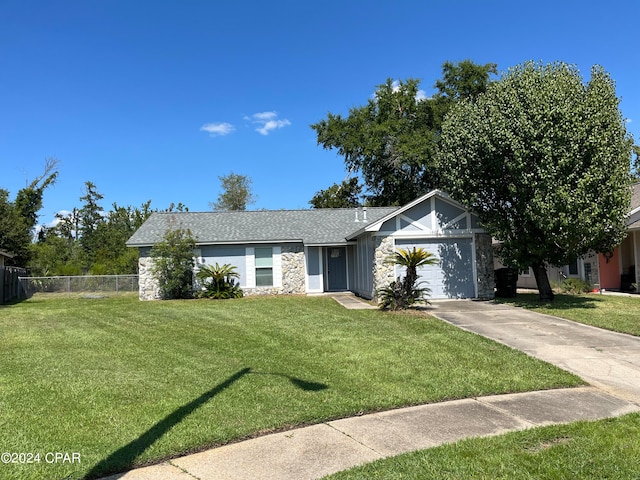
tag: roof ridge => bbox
[153,206,397,215]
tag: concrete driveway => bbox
[427,299,640,404]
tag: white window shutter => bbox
[245,247,255,288]
[273,246,282,288]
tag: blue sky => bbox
[1,0,639,228]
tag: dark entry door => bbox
[326,247,347,291]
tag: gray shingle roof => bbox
[631,183,640,213]
[126,207,399,247]
[628,183,640,230]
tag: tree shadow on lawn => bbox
[501,292,602,311]
[87,368,327,479]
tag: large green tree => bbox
[312,61,497,206]
[0,189,31,266]
[0,159,58,266]
[78,181,105,259]
[312,78,434,206]
[438,62,633,301]
[210,172,256,211]
[309,178,362,208]
[14,158,59,231]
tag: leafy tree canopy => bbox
[311,60,497,206]
[0,159,59,266]
[78,181,105,257]
[309,178,362,208]
[439,61,633,301]
[210,172,256,211]
[14,157,59,230]
[0,189,31,266]
[31,185,154,276]
[632,145,640,181]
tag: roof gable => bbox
[347,190,482,239]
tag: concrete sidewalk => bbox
[103,387,638,480]
[103,300,640,480]
[330,293,378,309]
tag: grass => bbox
[496,292,640,336]
[325,413,640,479]
[0,295,582,479]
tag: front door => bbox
[326,247,347,291]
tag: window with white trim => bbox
[255,247,273,286]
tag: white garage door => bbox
[395,238,475,299]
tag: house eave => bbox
[127,239,305,248]
[305,241,356,247]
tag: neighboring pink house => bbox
[598,182,640,291]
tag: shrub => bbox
[377,279,430,311]
[377,247,438,310]
[195,263,243,299]
[150,228,196,299]
[558,278,592,294]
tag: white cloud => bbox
[415,89,428,101]
[48,210,70,228]
[251,111,277,121]
[256,119,291,135]
[245,111,291,135]
[200,122,235,137]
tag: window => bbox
[519,268,532,277]
[255,247,273,286]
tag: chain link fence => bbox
[19,275,139,298]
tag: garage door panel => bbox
[395,239,475,299]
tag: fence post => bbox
[67,276,71,297]
[116,275,119,295]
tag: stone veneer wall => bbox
[474,233,495,299]
[138,255,161,300]
[372,235,395,299]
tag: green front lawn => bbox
[497,293,640,336]
[325,413,640,479]
[0,295,582,479]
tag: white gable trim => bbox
[443,211,469,230]
[397,214,431,232]
[383,230,480,239]
[347,190,471,239]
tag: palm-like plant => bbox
[196,263,243,299]
[377,247,438,310]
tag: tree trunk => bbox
[532,262,554,302]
